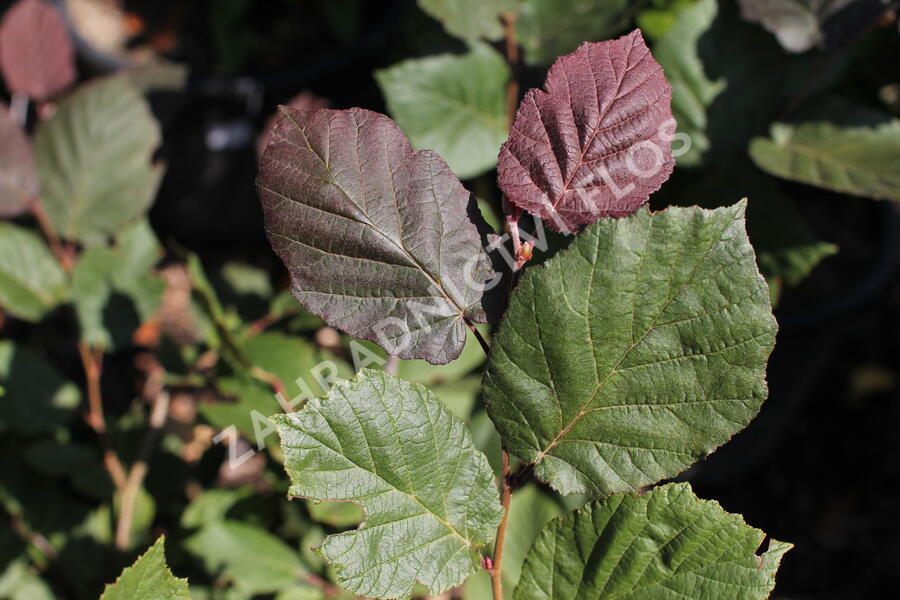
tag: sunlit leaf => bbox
[100,536,189,600]
[416,0,517,41]
[0,223,67,322]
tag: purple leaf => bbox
[0,0,76,101]
[256,91,330,158]
[257,107,501,365]
[0,102,37,218]
[497,29,675,233]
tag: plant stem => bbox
[490,450,513,600]
[115,390,170,550]
[31,197,74,271]
[78,343,128,490]
[465,318,491,355]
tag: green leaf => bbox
[515,483,791,599]
[517,0,635,65]
[0,223,67,322]
[274,369,502,599]
[749,117,900,201]
[376,42,510,180]
[483,203,777,496]
[0,340,79,433]
[653,0,725,166]
[307,500,365,528]
[185,520,307,596]
[100,536,190,600]
[71,220,164,349]
[416,0,517,41]
[181,487,255,529]
[636,0,697,40]
[34,76,163,244]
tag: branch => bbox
[464,318,491,355]
[78,343,127,490]
[115,389,170,550]
[31,197,74,271]
[489,450,513,600]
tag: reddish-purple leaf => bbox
[257,107,501,364]
[497,29,675,233]
[0,0,76,101]
[0,102,37,217]
[257,91,330,158]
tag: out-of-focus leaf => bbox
[750,116,900,201]
[35,76,163,245]
[498,30,674,233]
[654,0,725,166]
[739,0,855,52]
[430,375,481,421]
[0,103,37,218]
[72,221,164,349]
[0,557,54,600]
[185,520,307,596]
[0,0,75,100]
[274,370,502,599]
[0,223,67,322]
[306,500,365,528]
[258,91,330,158]
[517,0,636,65]
[257,107,501,364]
[483,203,777,496]
[464,484,563,599]
[100,536,189,600]
[181,487,255,529]
[376,42,509,180]
[637,0,698,39]
[0,341,79,434]
[515,483,791,599]
[113,486,156,549]
[416,0,517,41]
[220,263,272,299]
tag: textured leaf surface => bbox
[515,483,791,599]
[0,341,79,433]
[0,103,37,217]
[653,0,725,166]
[0,223,67,322]
[35,76,163,244]
[185,520,307,595]
[376,42,510,180]
[417,0,517,41]
[483,203,777,496]
[274,369,502,599]
[517,0,636,65]
[100,536,189,600]
[498,30,674,233]
[258,107,500,364]
[750,118,900,201]
[739,0,853,52]
[0,0,75,100]
[72,221,164,349]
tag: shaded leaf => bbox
[71,221,164,349]
[498,30,675,233]
[100,536,190,600]
[739,0,854,52]
[0,103,37,217]
[517,0,637,65]
[0,0,75,100]
[274,369,502,599]
[257,107,500,364]
[483,203,777,496]
[185,520,307,596]
[0,223,67,322]
[653,0,726,166]
[749,115,900,201]
[307,500,365,528]
[376,42,510,180]
[35,76,163,244]
[180,487,255,530]
[416,0,517,41]
[515,483,791,599]
[0,342,79,434]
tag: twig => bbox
[31,197,74,271]
[10,513,56,564]
[115,390,170,550]
[78,343,128,490]
[489,450,513,600]
[464,318,491,355]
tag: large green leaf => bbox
[34,76,163,244]
[100,536,190,600]
[517,0,636,65]
[376,42,509,180]
[0,223,67,322]
[515,483,791,599]
[654,0,725,166]
[483,203,777,496]
[416,0,517,41]
[71,220,164,349]
[274,369,502,599]
[749,118,900,202]
[185,520,307,596]
[0,341,79,433]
